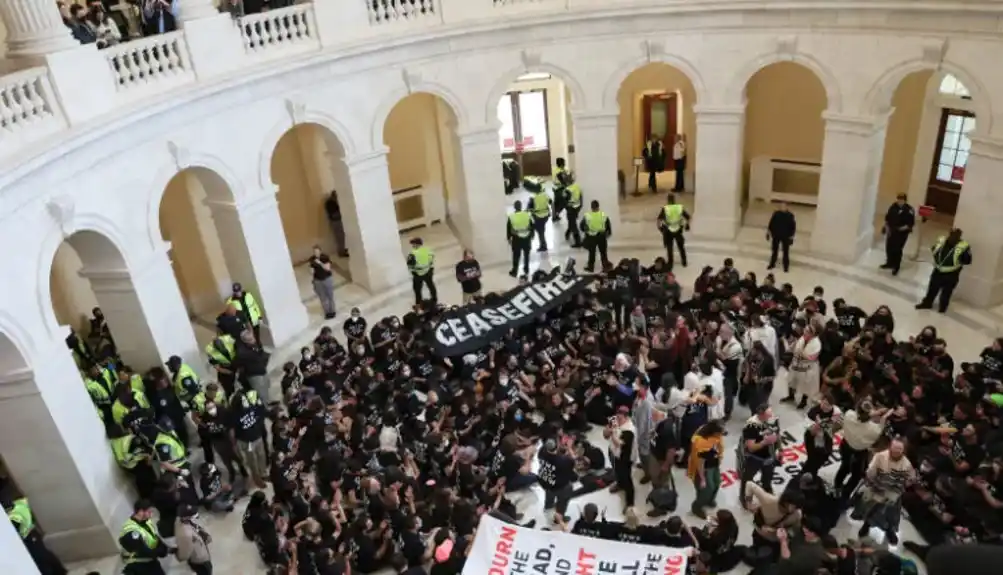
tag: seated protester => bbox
[197,462,235,513]
[570,503,609,538]
[656,515,699,548]
[695,510,741,573]
[743,483,802,565]
[608,507,649,544]
[774,517,828,575]
[804,394,842,478]
[499,433,538,492]
[242,490,271,541]
[574,435,607,476]
[783,472,840,535]
[349,514,393,574]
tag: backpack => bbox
[646,468,678,511]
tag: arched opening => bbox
[899,72,977,226]
[494,72,577,254]
[158,167,257,344]
[49,229,164,369]
[616,62,698,210]
[382,92,464,244]
[741,61,828,235]
[270,123,355,306]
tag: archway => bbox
[615,62,698,210]
[49,229,164,369]
[270,123,355,299]
[158,167,256,344]
[741,61,828,233]
[382,92,464,245]
[494,71,578,255]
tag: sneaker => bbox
[508,270,517,278]
[880,264,892,269]
[780,395,796,404]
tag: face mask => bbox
[207,407,217,416]
[303,353,312,360]
[355,347,365,355]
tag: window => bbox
[939,74,970,98]
[497,94,516,152]
[930,109,975,188]
[496,89,549,153]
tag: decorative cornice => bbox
[692,104,745,124]
[457,123,502,145]
[822,110,892,136]
[969,135,1003,161]
[642,39,664,63]
[570,109,619,129]
[345,147,391,173]
[776,35,798,61]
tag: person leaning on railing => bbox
[86,3,123,48]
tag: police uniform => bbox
[119,513,169,574]
[564,183,584,247]
[531,188,551,251]
[659,202,689,269]
[227,283,262,343]
[407,239,437,305]
[580,208,611,272]
[205,334,237,396]
[5,497,67,575]
[882,199,915,274]
[552,165,570,222]
[917,234,972,312]
[507,210,532,277]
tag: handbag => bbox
[646,467,678,511]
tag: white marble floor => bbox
[68,229,1003,574]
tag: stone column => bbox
[570,110,621,231]
[0,0,78,62]
[0,335,131,561]
[953,136,1003,307]
[205,190,309,349]
[78,245,201,372]
[810,112,888,263]
[342,150,410,292]
[1,511,40,574]
[691,105,745,240]
[456,125,509,266]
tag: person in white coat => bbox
[175,503,212,575]
[744,315,778,364]
[785,325,822,409]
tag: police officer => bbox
[507,200,532,278]
[190,383,228,470]
[205,330,237,396]
[407,237,437,304]
[656,193,691,270]
[881,193,915,275]
[119,499,171,575]
[563,175,584,248]
[83,361,117,425]
[916,228,971,313]
[166,355,202,410]
[579,199,611,272]
[552,157,572,223]
[226,282,263,344]
[3,496,67,575]
[109,423,157,500]
[530,181,552,252]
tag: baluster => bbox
[137,47,153,81]
[0,89,14,130]
[11,84,29,122]
[241,22,252,50]
[166,42,181,73]
[25,79,47,118]
[277,16,291,43]
[261,20,274,46]
[296,13,308,39]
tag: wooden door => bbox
[642,93,678,150]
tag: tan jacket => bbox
[175,518,211,564]
[743,482,801,541]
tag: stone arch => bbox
[602,53,707,112]
[370,82,469,151]
[728,51,842,112]
[864,59,992,133]
[36,216,137,338]
[145,155,244,249]
[258,110,357,189]
[484,63,588,126]
[0,314,37,370]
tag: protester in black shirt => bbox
[454,250,482,304]
[538,437,576,522]
[310,245,337,319]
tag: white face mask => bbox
[207,407,217,417]
[355,347,365,355]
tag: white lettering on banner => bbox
[483,308,507,326]
[435,323,457,347]
[523,285,547,306]
[447,318,471,342]
[465,515,689,575]
[467,313,492,337]
[511,291,534,316]
[498,303,522,321]
[535,280,561,301]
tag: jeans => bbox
[693,467,722,511]
[834,441,869,500]
[312,276,336,316]
[723,376,738,418]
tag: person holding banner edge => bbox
[580,199,612,273]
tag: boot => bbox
[797,396,808,410]
[780,389,796,403]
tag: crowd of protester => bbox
[65,252,1003,575]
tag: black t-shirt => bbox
[652,417,680,459]
[455,260,482,294]
[344,317,367,340]
[310,254,333,281]
[742,417,779,459]
[400,530,425,567]
[538,449,575,489]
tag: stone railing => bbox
[0,67,66,156]
[0,0,1001,164]
[240,4,320,57]
[104,31,194,94]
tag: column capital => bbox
[969,134,1003,161]
[821,110,891,136]
[1,0,79,63]
[456,123,501,145]
[570,109,618,128]
[693,104,745,124]
[345,147,390,173]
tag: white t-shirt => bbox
[673,140,686,160]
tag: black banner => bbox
[431,269,593,357]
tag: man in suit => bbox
[642,135,665,194]
[767,202,796,272]
[881,193,915,275]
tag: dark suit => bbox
[642,141,665,193]
[883,202,915,273]
[767,210,796,272]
